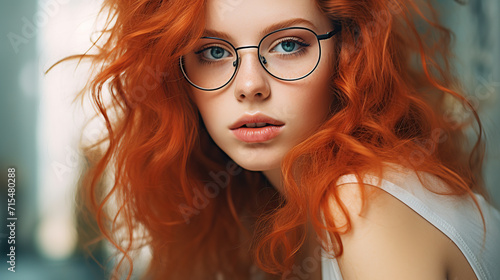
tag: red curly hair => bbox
[54,0,490,279]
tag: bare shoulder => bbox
[326,182,451,280]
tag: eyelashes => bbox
[194,37,311,64]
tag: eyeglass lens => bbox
[181,28,321,90]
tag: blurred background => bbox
[0,0,499,279]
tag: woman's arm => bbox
[327,182,464,280]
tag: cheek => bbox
[280,79,333,146]
[301,63,334,117]
[194,98,215,127]
[191,93,228,139]
[190,91,212,125]
[297,72,334,137]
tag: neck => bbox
[262,168,283,193]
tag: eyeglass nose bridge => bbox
[232,45,267,68]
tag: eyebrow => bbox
[202,18,319,40]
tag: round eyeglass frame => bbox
[179,22,342,91]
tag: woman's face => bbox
[188,0,336,183]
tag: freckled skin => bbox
[189,0,336,190]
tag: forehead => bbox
[205,0,331,42]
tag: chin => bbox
[230,155,281,172]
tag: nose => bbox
[232,48,271,102]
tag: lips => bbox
[229,114,285,130]
[229,113,284,143]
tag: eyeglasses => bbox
[179,23,342,91]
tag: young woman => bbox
[65,0,500,279]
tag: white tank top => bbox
[321,164,500,280]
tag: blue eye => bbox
[208,47,228,59]
[277,41,298,52]
[196,46,231,61]
[272,39,309,54]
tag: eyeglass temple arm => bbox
[317,21,342,41]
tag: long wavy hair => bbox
[55,0,491,279]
